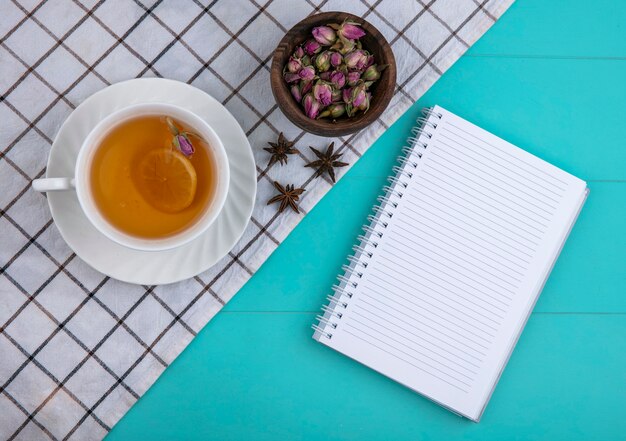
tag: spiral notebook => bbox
[312,106,588,421]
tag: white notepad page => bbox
[314,106,588,421]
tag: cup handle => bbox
[32,178,76,192]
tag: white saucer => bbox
[46,78,256,285]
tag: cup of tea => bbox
[33,103,230,251]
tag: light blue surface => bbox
[107,1,625,439]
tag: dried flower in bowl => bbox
[282,18,387,122]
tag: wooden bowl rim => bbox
[270,11,397,137]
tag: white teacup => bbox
[33,103,230,252]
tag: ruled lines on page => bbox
[333,109,574,395]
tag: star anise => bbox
[264,132,299,167]
[305,142,348,183]
[267,181,305,214]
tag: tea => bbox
[89,115,216,239]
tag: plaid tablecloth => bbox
[0,0,513,439]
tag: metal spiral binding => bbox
[392,165,414,180]
[312,107,441,340]
[404,139,427,151]
[376,194,398,209]
[330,285,353,299]
[372,204,394,218]
[416,116,438,130]
[326,294,349,307]
[337,274,358,287]
[382,185,404,198]
[361,225,383,238]
[352,244,373,258]
[388,175,409,189]
[347,254,368,268]
[315,315,338,329]
[321,304,343,319]
[368,213,390,228]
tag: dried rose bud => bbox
[294,46,305,58]
[345,50,369,70]
[351,83,369,112]
[167,121,202,158]
[365,54,375,68]
[362,64,382,81]
[331,87,342,102]
[362,92,371,111]
[346,92,370,115]
[342,87,352,103]
[287,56,302,73]
[318,103,346,119]
[330,71,345,89]
[330,52,342,67]
[332,37,355,55]
[315,51,331,72]
[304,39,321,55]
[312,26,337,46]
[337,21,366,40]
[301,54,311,66]
[313,81,333,106]
[291,84,302,102]
[346,71,360,86]
[303,93,321,119]
[300,79,313,95]
[284,72,300,83]
[319,71,331,81]
[298,65,316,81]
[176,135,194,157]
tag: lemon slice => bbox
[137,148,197,213]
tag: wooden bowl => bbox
[270,12,396,137]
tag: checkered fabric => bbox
[0,0,513,439]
